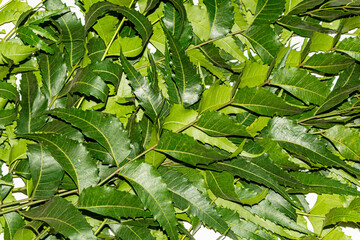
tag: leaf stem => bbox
[94,218,108,236]
[35,226,50,240]
[100,0,135,61]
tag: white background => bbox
[0,0,360,239]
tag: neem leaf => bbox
[195,110,251,137]
[16,72,48,134]
[324,198,360,227]
[288,0,326,15]
[156,130,230,166]
[111,224,156,240]
[89,59,122,86]
[22,134,99,191]
[118,161,178,240]
[303,53,354,74]
[324,125,360,161]
[264,117,360,177]
[271,67,330,105]
[159,167,233,237]
[252,0,285,25]
[120,52,165,121]
[0,81,18,103]
[233,87,304,116]
[85,2,152,47]
[4,212,25,240]
[38,44,67,103]
[0,41,34,65]
[23,197,96,240]
[203,0,234,39]
[336,37,360,61]
[77,186,150,220]
[48,108,131,166]
[242,25,282,65]
[205,170,240,202]
[163,25,203,107]
[44,0,85,68]
[28,144,64,200]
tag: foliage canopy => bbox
[1,0,360,239]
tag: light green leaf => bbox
[198,83,232,113]
[4,212,25,240]
[48,108,131,166]
[239,61,269,88]
[110,224,156,240]
[336,37,360,61]
[184,1,210,41]
[22,197,96,240]
[324,198,360,227]
[0,41,34,65]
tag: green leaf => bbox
[118,161,178,240]
[205,170,240,202]
[336,37,360,61]
[242,25,282,64]
[198,83,232,113]
[110,224,156,240]
[316,63,360,114]
[38,45,66,103]
[16,72,47,134]
[163,25,203,107]
[120,52,165,121]
[324,125,360,161]
[277,15,335,38]
[60,66,109,102]
[213,158,293,204]
[184,1,210,41]
[195,110,251,137]
[0,82,18,103]
[239,61,269,88]
[303,53,355,74]
[271,67,330,105]
[85,2,153,47]
[253,0,285,25]
[49,108,131,166]
[0,41,34,65]
[16,26,54,54]
[156,130,230,166]
[22,197,96,240]
[4,212,25,240]
[233,87,304,116]
[288,0,326,15]
[21,134,99,191]
[159,167,233,237]
[27,144,64,200]
[89,59,122,86]
[264,117,360,176]
[203,0,234,39]
[38,119,84,142]
[324,198,360,227]
[288,171,360,196]
[77,186,150,220]
[44,0,85,67]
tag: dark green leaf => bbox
[264,117,360,176]
[111,224,156,240]
[271,67,330,105]
[0,82,18,102]
[288,171,360,196]
[49,108,131,166]
[242,25,282,64]
[4,212,25,240]
[85,2,152,47]
[159,167,233,237]
[77,186,150,220]
[203,0,234,39]
[61,66,109,102]
[205,170,240,202]
[119,161,178,240]
[89,59,122,86]
[16,26,54,54]
[336,37,360,61]
[163,26,203,107]
[38,119,84,142]
[22,197,96,240]
[120,52,165,121]
[16,72,47,134]
[38,45,66,103]
[303,53,354,74]
[278,15,336,38]
[288,0,326,15]
[253,0,285,25]
[22,134,99,191]
[28,144,64,200]
[44,0,85,67]
[233,87,304,116]
[156,130,230,166]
